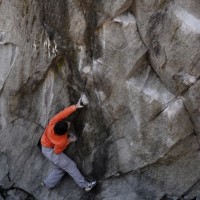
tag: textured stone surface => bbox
[0,153,9,184]
[0,0,200,200]
[133,1,200,95]
[182,80,200,135]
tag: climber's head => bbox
[54,121,71,135]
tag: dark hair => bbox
[54,121,68,135]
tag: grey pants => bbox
[42,146,88,189]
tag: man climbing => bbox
[40,97,96,191]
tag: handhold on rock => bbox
[81,93,89,106]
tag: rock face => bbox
[0,0,200,199]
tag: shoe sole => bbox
[85,181,97,192]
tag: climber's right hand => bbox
[75,96,83,109]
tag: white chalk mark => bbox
[164,99,183,119]
[113,13,136,27]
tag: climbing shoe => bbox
[83,180,97,192]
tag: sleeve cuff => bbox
[73,105,77,111]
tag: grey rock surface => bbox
[0,0,200,200]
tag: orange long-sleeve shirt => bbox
[41,105,77,154]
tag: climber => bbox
[40,97,96,191]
